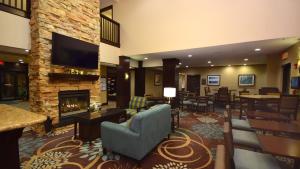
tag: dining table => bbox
[258,135,300,169]
[249,119,300,136]
[239,94,280,110]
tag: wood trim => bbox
[100,5,113,19]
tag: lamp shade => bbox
[164,87,176,98]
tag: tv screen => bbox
[291,76,300,89]
[51,32,99,69]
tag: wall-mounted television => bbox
[51,32,99,69]
[291,76,300,89]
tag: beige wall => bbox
[281,42,300,93]
[0,11,30,50]
[179,65,267,95]
[145,69,163,97]
[112,0,300,56]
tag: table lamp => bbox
[164,87,176,104]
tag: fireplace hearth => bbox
[58,90,90,120]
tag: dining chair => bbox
[224,122,282,169]
[214,145,227,169]
[224,105,254,132]
[279,95,299,120]
[193,96,209,113]
[224,112,261,151]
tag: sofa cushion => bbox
[126,109,137,116]
[232,129,261,149]
[183,100,192,105]
[234,148,281,169]
[129,114,142,133]
[232,119,254,131]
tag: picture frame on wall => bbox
[201,78,207,85]
[207,75,220,86]
[238,74,255,86]
[154,73,161,86]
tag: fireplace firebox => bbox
[58,90,90,120]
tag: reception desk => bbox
[0,104,46,169]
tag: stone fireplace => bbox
[58,90,90,119]
[29,0,101,125]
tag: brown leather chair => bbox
[215,87,230,105]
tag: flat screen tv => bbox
[51,32,99,69]
[291,76,300,89]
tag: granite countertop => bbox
[0,104,47,132]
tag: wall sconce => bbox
[124,72,129,80]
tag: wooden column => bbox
[116,56,131,108]
[135,61,145,96]
[163,58,179,88]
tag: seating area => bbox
[1,0,300,169]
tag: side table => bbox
[171,109,180,132]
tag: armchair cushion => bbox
[231,119,254,131]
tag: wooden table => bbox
[258,135,300,169]
[240,95,280,110]
[0,104,47,169]
[73,108,126,142]
[249,119,300,135]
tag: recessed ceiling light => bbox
[185,65,189,68]
[19,59,23,62]
[208,61,212,64]
[25,49,29,52]
[179,62,182,65]
[144,57,148,60]
[244,58,248,61]
[254,48,261,52]
[20,61,24,64]
[188,54,192,58]
[210,65,214,67]
[228,65,231,67]
[243,64,247,66]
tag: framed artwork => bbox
[207,75,220,86]
[238,74,255,86]
[154,73,161,86]
[201,78,207,85]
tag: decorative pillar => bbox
[116,56,131,108]
[135,61,145,96]
[163,58,179,89]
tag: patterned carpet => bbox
[20,112,225,169]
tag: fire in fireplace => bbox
[58,90,90,119]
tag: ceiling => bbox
[131,37,300,67]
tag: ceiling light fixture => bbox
[210,65,214,67]
[25,49,29,52]
[185,65,189,68]
[144,57,148,60]
[179,62,182,65]
[228,65,231,67]
[208,61,212,64]
[254,48,261,52]
[243,64,247,66]
[244,58,248,61]
[188,54,192,58]
[19,59,23,62]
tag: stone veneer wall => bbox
[29,0,101,123]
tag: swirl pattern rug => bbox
[20,112,224,169]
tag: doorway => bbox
[282,63,291,94]
[187,75,200,95]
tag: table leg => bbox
[294,159,300,169]
[74,122,77,139]
[177,114,180,128]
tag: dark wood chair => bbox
[193,96,209,113]
[215,87,231,106]
[204,86,215,112]
[223,122,282,169]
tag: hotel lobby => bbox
[1,0,300,169]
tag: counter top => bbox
[0,104,47,132]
